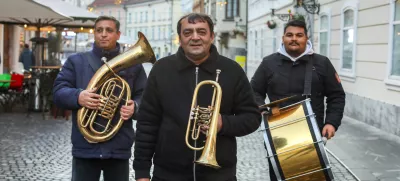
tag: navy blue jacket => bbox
[19,48,35,70]
[53,43,147,159]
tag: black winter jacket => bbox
[133,45,261,181]
[251,52,345,131]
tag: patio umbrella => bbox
[34,0,98,28]
[0,0,73,36]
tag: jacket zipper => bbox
[193,66,199,181]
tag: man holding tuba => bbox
[133,13,261,181]
[53,16,147,181]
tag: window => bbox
[152,27,154,40]
[152,9,155,21]
[340,1,358,79]
[319,10,330,57]
[225,0,239,19]
[128,13,132,23]
[387,0,400,88]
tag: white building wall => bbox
[126,0,173,59]
[247,0,292,79]
[181,0,193,14]
[313,0,400,136]
[0,24,3,74]
[247,0,400,136]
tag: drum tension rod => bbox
[284,167,332,181]
[266,139,325,158]
[259,113,316,131]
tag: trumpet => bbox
[185,69,222,169]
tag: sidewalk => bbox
[327,116,400,181]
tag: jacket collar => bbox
[175,44,219,74]
[91,42,121,61]
[277,52,312,66]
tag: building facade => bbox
[181,0,193,14]
[246,0,400,137]
[205,0,247,68]
[125,0,182,59]
[88,0,127,35]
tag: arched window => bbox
[318,10,330,57]
[340,1,358,80]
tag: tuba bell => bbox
[77,32,156,143]
[185,69,222,169]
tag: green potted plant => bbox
[267,20,277,29]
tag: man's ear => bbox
[117,31,121,40]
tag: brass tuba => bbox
[185,69,222,169]
[77,32,156,143]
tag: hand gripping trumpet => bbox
[185,69,222,169]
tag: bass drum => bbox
[261,98,334,181]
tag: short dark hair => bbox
[94,15,120,32]
[284,20,308,36]
[177,13,214,36]
[24,44,29,48]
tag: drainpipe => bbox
[170,0,173,53]
[245,0,248,74]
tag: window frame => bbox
[386,0,400,90]
[225,0,239,19]
[339,1,359,81]
[318,8,331,58]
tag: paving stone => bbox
[0,113,359,180]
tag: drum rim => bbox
[262,98,334,180]
[261,115,284,181]
[304,100,335,180]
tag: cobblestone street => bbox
[0,113,358,181]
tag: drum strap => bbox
[303,55,314,98]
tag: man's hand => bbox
[136,179,150,181]
[78,87,101,109]
[200,114,223,134]
[322,124,336,140]
[120,100,135,120]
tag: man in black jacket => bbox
[133,13,261,181]
[250,20,345,181]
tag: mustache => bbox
[189,40,202,45]
[289,42,299,45]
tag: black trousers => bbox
[71,157,129,181]
[151,176,237,181]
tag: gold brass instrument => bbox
[77,32,156,143]
[185,69,222,169]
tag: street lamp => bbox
[271,9,293,21]
[294,0,320,15]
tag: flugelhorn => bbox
[185,69,222,169]
[77,32,156,143]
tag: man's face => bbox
[94,20,121,51]
[282,26,308,56]
[179,18,214,63]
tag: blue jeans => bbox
[71,157,129,181]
